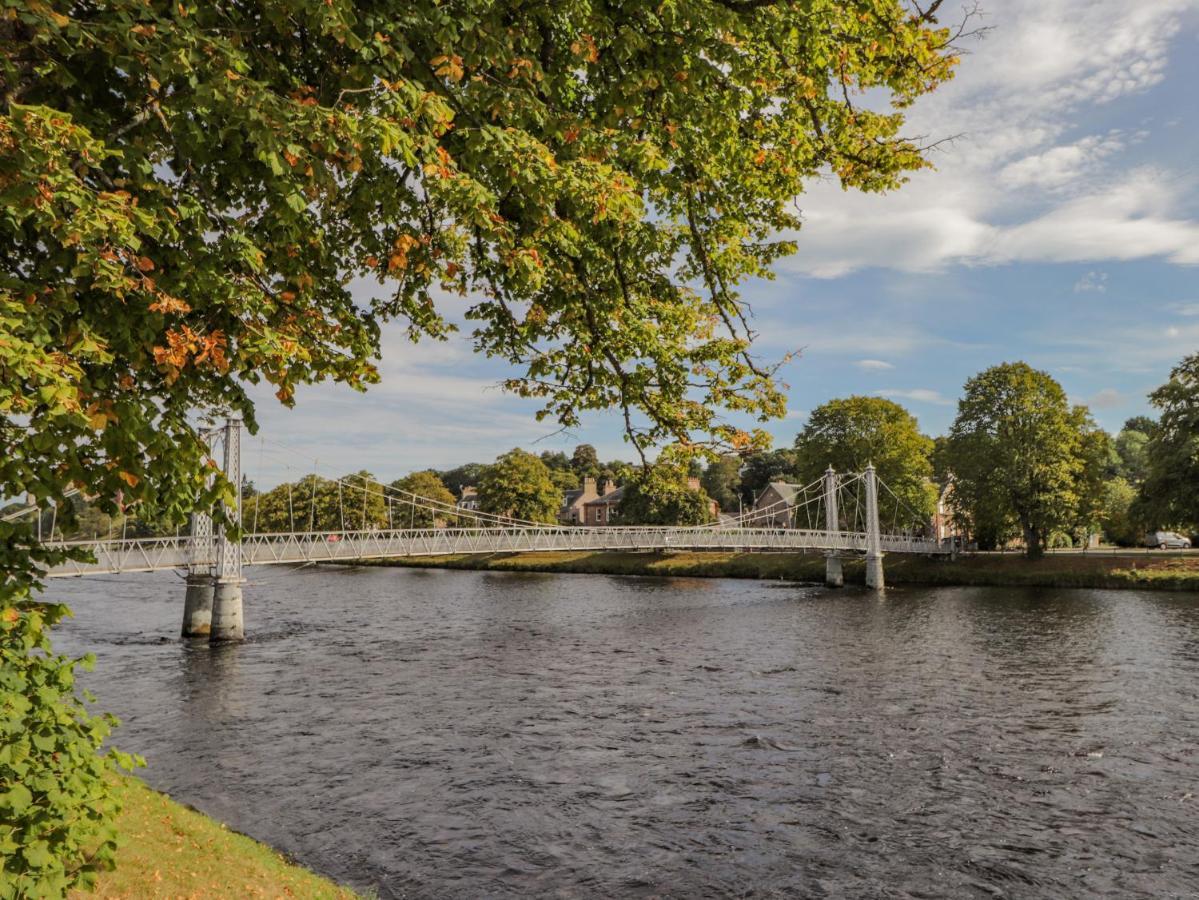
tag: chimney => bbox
[582,476,597,494]
[687,476,701,491]
[602,478,619,496]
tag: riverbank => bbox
[73,777,356,899]
[367,549,1199,591]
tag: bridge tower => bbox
[823,466,843,587]
[182,426,217,636]
[209,414,246,641]
[864,464,885,590]
[181,509,214,636]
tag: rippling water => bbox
[47,567,1199,898]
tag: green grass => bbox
[366,549,1199,591]
[72,776,358,899]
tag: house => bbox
[582,476,717,526]
[748,482,802,527]
[580,479,623,525]
[930,480,963,543]
[559,476,601,525]
[457,485,480,513]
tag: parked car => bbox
[1144,531,1192,550]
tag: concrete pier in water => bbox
[181,574,213,637]
[210,581,245,642]
[825,554,844,588]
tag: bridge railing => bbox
[41,526,950,577]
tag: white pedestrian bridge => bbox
[42,525,950,579]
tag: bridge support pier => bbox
[182,574,214,637]
[210,580,245,642]
[864,464,885,591]
[209,414,245,643]
[865,554,885,590]
[825,554,843,588]
[823,466,844,587]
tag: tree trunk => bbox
[1024,525,1044,559]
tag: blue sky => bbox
[247,0,1199,487]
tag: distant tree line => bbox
[42,357,1195,547]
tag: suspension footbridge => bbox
[24,417,950,642]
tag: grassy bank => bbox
[367,549,1199,591]
[72,777,357,899]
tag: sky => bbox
[247,0,1199,487]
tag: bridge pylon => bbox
[182,427,217,637]
[182,511,214,637]
[864,464,885,590]
[823,466,843,587]
[209,414,245,642]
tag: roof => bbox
[561,488,585,509]
[584,485,625,506]
[759,482,802,505]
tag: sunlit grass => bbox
[72,777,359,899]
[371,550,1199,591]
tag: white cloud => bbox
[782,0,1199,277]
[1073,271,1108,293]
[1001,133,1128,191]
[874,388,955,406]
[855,359,895,370]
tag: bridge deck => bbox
[42,527,950,577]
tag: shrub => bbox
[0,598,140,896]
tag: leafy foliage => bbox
[618,464,716,525]
[0,601,140,896]
[1100,477,1141,547]
[246,471,387,532]
[1140,355,1199,531]
[700,455,743,514]
[390,470,457,528]
[945,363,1097,558]
[793,396,936,525]
[2,1,959,575]
[436,463,487,496]
[477,449,560,523]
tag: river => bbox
[48,566,1199,898]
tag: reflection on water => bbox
[49,568,1199,898]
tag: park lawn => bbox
[72,777,357,900]
[370,549,1199,591]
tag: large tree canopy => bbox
[793,395,936,527]
[2,0,960,589]
[1140,355,1199,531]
[619,463,715,525]
[477,448,560,523]
[944,363,1098,558]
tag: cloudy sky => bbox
[248,0,1199,486]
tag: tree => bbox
[247,471,387,532]
[619,464,716,526]
[1069,418,1117,545]
[793,396,936,527]
[1140,356,1199,531]
[945,363,1092,558]
[390,470,457,528]
[570,445,601,481]
[437,463,486,496]
[477,449,561,523]
[2,3,961,886]
[739,449,800,506]
[1101,477,1142,547]
[1114,416,1156,485]
[701,455,743,514]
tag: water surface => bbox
[49,567,1199,898]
